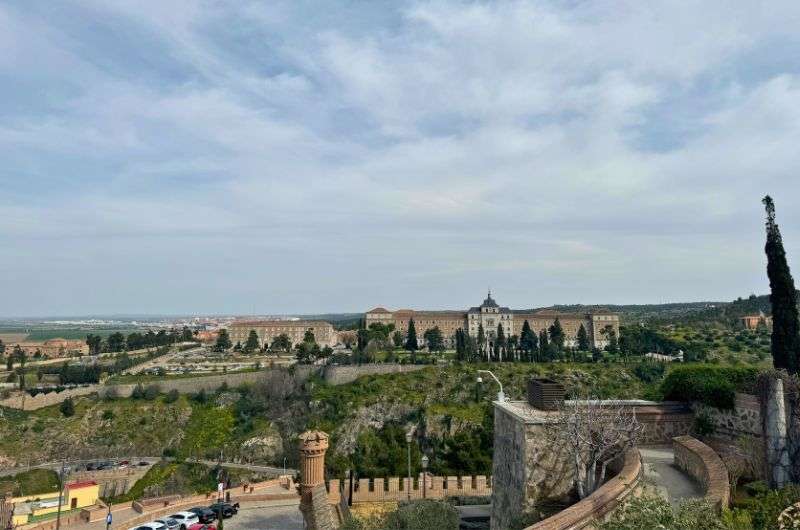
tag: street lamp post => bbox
[405,430,413,501]
[476,370,505,402]
[420,455,429,499]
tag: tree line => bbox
[86,327,195,355]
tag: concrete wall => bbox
[322,364,430,385]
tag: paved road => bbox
[224,502,303,530]
[0,458,295,478]
[639,447,703,506]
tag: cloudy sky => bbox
[3,1,800,317]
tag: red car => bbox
[187,525,216,530]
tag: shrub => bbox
[164,389,180,403]
[131,383,145,399]
[59,397,75,417]
[144,384,160,401]
[101,409,114,420]
[599,496,726,530]
[383,500,459,530]
[661,365,758,409]
[633,361,666,383]
[693,409,716,438]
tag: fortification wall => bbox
[326,475,490,504]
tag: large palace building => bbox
[365,292,619,349]
[228,320,337,349]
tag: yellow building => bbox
[10,480,99,525]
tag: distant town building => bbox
[740,313,773,330]
[366,291,620,349]
[4,338,88,358]
[228,320,337,349]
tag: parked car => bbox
[118,460,130,469]
[187,507,216,524]
[167,511,199,530]
[138,461,151,466]
[208,502,239,518]
[155,518,179,529]
[128,523,167,530]
[187,525,216,530]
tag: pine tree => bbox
[215,329,232,352]
[764,195,800,374]
[549,318,565,351]
[577,324,590,351]
[244,330,260,353]
[405,318,419,352]
[539,330,550,361]
[477,323,486,359]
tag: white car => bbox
[128,523,166,530]
[167,512,200,530]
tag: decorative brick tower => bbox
[298,430,330,503]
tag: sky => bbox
[3,1,800,317]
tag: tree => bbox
[520,320,537,360]
[215,329,232,352]
[60,397,75,417]
[0,339,5,354]
[405,319,419,352]
[424,327,445,353]
[539,330,550,361]
[5,356,12,371]
[602,325,619,353]
[576,324,590,351]
[495,324,506,361]
[270,333,292,352]
[86,334,102,355]
[12,345,26,368]
[295,341,321,364]
[546,394,642,499]
[392,331,404,349]
[244,330,260,353]
[181,326,194,342]
[549,318,565,351]
[107,332,126,352]
[763,195,800,374]
[477,323,486,359]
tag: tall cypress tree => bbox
[405,318,419,352]
[764,195,800,373]
[496,324,506,361]
[576,324,590,351]
[477,323,486,358]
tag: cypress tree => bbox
[539,329,549,361]
[496,324,506,361]
[405,318,419,352]
[477,323,486,358]
[577,324,590,351]
[549,318,565,351]
[764,195,800,373]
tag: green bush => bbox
[598,496,725,530]
[633,361,666,383]
[731,484,800,530]
[384,500,460,529]
[693,409,716,437]
[661,365,758,409]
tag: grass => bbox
[0,468,60,496]
[106,367,260,385]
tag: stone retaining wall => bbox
[322,364,431,385]
[673,435,730,510]
[327,475,490,503]
[524,448,642,530]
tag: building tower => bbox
[298,430,329,503]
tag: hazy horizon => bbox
[4,1,800,317]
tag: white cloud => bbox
[2,0,800,315]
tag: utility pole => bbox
[55,461,66,530]
[405,430,413,501]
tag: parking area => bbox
[222,503,303,530]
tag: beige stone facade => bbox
[228,320,336,349]
[4,338,89,358]
[365,292,619,349]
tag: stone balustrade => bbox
[523,448,642,530]
[673,435,730,511]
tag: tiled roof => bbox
[66,481,97,489]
